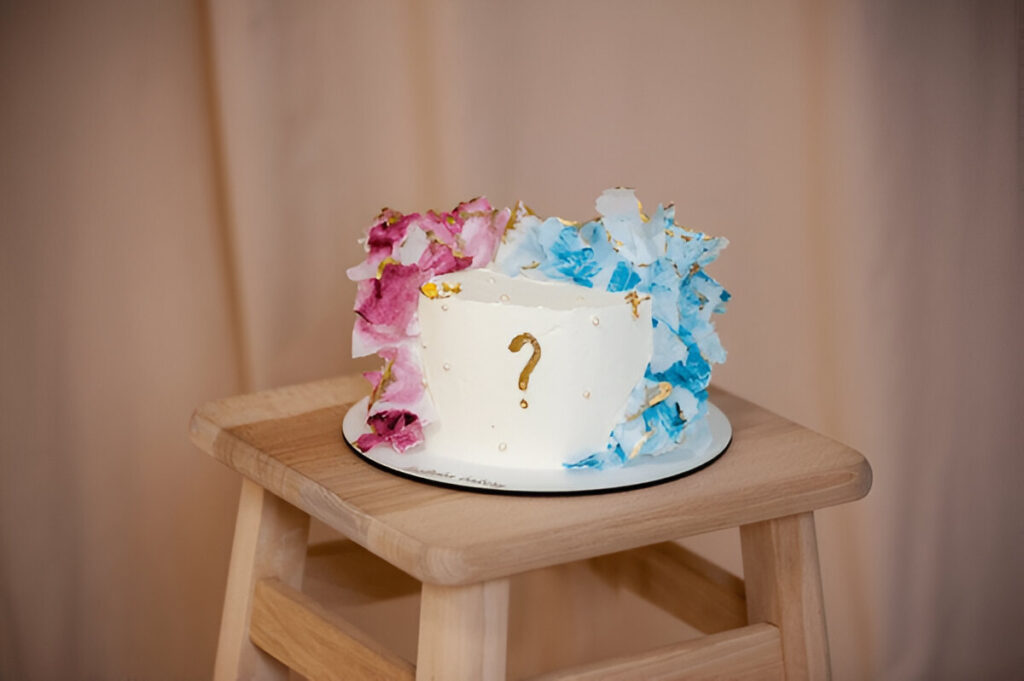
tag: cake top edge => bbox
[425,269,650,312]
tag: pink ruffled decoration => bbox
[352,263,428,357]
[366,209,414,263]
[358,345,430,452]
[462,208,509,267]
[421,211,459,247]
[366,345,427,412]
[447,197,510,268]
[418,241,473,275]
[347,197,511,452]
[362,369,383,392]
[356,410,423,453]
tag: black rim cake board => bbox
[345,435,732,497]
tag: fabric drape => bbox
[1,1,1020,679]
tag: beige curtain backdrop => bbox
[1,0,1020,679]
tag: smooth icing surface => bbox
[418,269,652,469]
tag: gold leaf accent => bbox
[501,201,536,243]
[375,257,399,278]
[625,382,675,421]
[648,382,672,407]
[629,430,655,459]
[605,231,621,252]
[624,291,651,318]
[521,261,541,270]
[420,281,462,299]
[369,358,395,406]
[637,198,650,223]
[423,229,467,259]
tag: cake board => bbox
[342,397,732,496]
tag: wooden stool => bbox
[190,375,870,681]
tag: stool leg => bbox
[214,479,311,681]
[416,578,510,681]
[740,512,830,681]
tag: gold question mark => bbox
[508,332,541,409]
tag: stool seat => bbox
[191,374,871,681]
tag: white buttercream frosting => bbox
[418,269,652,469]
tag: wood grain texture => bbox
[213,480,310,681]
[416,579,510,681]
[191,376,871,585]
[249,578,415,681]
[591,541,747,634]
[741,513,830,681]
[305,539,421,602]
[526,623,784,681]
[301,539,423,666]
[297,542,702,678]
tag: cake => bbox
[347,189,729,470]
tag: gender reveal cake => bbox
[346,189,730,471]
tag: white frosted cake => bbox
[347,189,729,470]
[419,269,652,469]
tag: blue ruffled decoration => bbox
[544,226,601,286]
[607,261,642,292]
[494,188,730,469]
